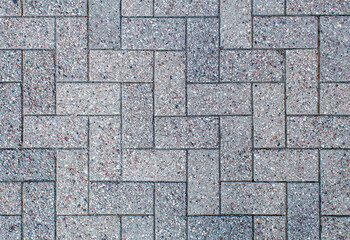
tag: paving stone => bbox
[90,116,121,181]
[23,50,55,114]
[57,150,88,215]
[321,217,350,240]
[0,51,21,82]
[287,0,350,14]
[155,117,219,149]
[254,216,286,240]
[90,182,153,214]
[155,51,186,116]
[122,0,153,16]
[90,0,120,49]
[0,83,21,148]
[0,0,21,15]
[321,150,350,215]
[23,116,88,148]
[23,182,55,240]
[287,116,350,148]
[188,216,252,240]
[122,149,186,181]
[220,50,284,82]
[187,18,219,83]
[0,182,21,215]
[188,150,219,215]
[221,182,285,214]
[253,83,285,148]
[320,83,350,115]
[57,216,120,239]
[286,50,318,114]
[254,149,319,181]
[188,83,251,115]
[57,17,87,81]
[155,0,218,16]
[253,0,284,15]
[220,0,251,48]
[23,0,87,15]
[57,83,120,115]
[155,183,186,240]
[254,17,318,48]
[0,216,21,240]
[221,116,252,181]
[122,18,186,50]
[90,50,153,82]
[122,216,154,240]
[122,83,153,148]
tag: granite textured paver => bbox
[254,216,286,239]
[0,50,21,82]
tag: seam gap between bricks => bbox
[185,18,188,116]
[152,0,155,16]
[251,0,254,49]
[317,16,321,114]
[285,183,288,239]
[284,50,287,148]
[217,0,222,216]
[54,150,57,240]
[153,182,156,240]
[21,181,23,240]
[251,82,255,182]
[87,118,90,214]
[21,50,24,148]
[318,148,322,239]
[20,0,23,16]
[185,150,189,240]
[252,216,255,239]
[152,51,156,148]
[284,0,287,15]
[54,17,57,115]
[218,117,222,214]
[119,0,122,49]
[120,15,219,19]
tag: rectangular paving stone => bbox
[322,217,350,240]
[155,183,186,240]
[155,0,218,16]
[221,182,286,214]
[57,83,120,115]
[122,0,153,16]
[23,116,88,148]
[90,182,153,214]
[23,0,87,15]
[221,116,252,181]
[0,83,21,148]
[57,150,88,215]
[220,0,251,48]
[23,182,55,240]
[321,150,350,215]
[253,0,284,15]
[57,17,87,81]
[0,50,21,82]
[23,50,55,114]
[0,182,21,215]
[287,116,350,148]
[122,216,154,240]
[188,150,219,215]
[188,216,252,240]
[220,50,284,82]
[254,149,319,182]
[90,116,121,181]
[122,18,186,50]
[155,117,219,149]
[287,0,350,15]
[254,216,286,240]
[57,216,120,239]
[155,51,186,116]
[122,150,186,181]
[122,83,153,148]
[253,17,318,48]
[320,83,350,115]
[187,18,219,82]
[0,216,21,240]
[253,83,285,148]
[188,83,251,115]
[286,50,318,114]
[89,0,120,49]
[0,0,21,16]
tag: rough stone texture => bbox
[253,0,284,15]
[320,83,350,115]
[254,216,286,240]
[287,0,350,15]
[23,0,87,15]
[155,0,218,16]
[122,0,153,16]
[0,50,21,82]
[0,0,21,16]
[0,216,21,240]
[0,182,21,215]
[322,217,350,240]
[122,216,154,240]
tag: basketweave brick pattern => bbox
[0,0,349,239]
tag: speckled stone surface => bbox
[155,0,218,16]
[0,0,21,16]
[254,216,286,239]
[0,182,21,214]
[23,0,87,16]
[0,50,21,81]
[0,216,21,240]
[122,215,154,239]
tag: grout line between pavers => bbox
[251,0,254,49]
[87,117,91,215]
[20,50,24,149]
[153,182,156,240]
[318,148,322,239]
[54,17,57,115]
[285,182,288,239]
[251,82,255,181]
[284,0,287,15]
[317,16,321,115]
[284,50,287,148]
[185,149,189,240]
[252,216,255,239]
[119,0,122,49]
[21,181,23,240]
[185,18,188,116]
[54,149,57,240]
[152,51,156,148]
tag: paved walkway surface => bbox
[0,0,350,239]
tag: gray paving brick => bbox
[122,149,186,181]
[253,83,285,148]
[0,83,21,148]
[122,83,153,148]
[122,18,186,50]
[220,50,284,82]
[155,0,218,16]
[254,149,319,181]
[57,216,120,239]
[57,17,87,81]
[287,116,350,148]
[90,0,120,49]
[188,150,219,215]
[23,116,88,148]
[253,0,284,15]
[287,0,350,15]
[320,83,350,115]
[0,0,21,16]
[122,0,153,16]
[57,150,88,215]
[254,17,318,48]
[155,51,186,116]
[0,182,21,215]
[155,117,219,149]
[23,50,55,114]
[254,216,286,240]
[0,216,21,240]
[0,50,21,82]
[286,50,318,114]
[221,182,285,214]
[221,116,252,181]
[220,0,251,48]
[23,0,87,15]
[187,18,219,83]
[321,217,350,240]
[155,183,186,240]
[90,182,153,214]
[90,116,121,181]
[321,150,350,215]
[122,216,154,240]
[188,83,251,115]
[23,182,55,240]
[188,216,252,240]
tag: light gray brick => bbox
[0,50,21,82]
[320,83,350,115]
[24,0,87,15]
[155,0,218,16]
[0,182,21,215]
[122,0,153,16]
[321,217,350,240]
[122,216,154,240]
[287,0,350,15]
[0,0,21,16]
[0,216,21,240]
[188,83,251,115]
[254,216,286,240]
[221,182,286,214]
[122,150,186,181]
[253,0,284,15]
